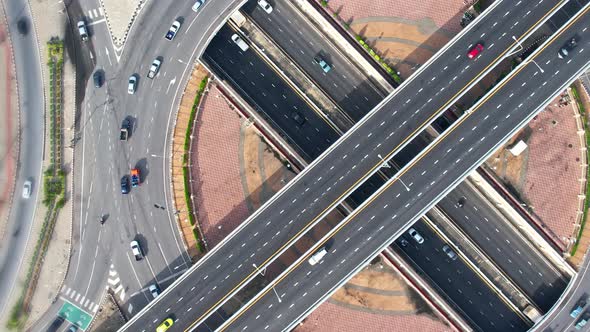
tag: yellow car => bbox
[156,318,173,332]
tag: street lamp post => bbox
[252,263,282,303]
[377,154,409,191]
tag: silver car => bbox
[192,0,204,12]
[148,284,159,298]
[442,245,458,260]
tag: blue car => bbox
[313,56,331,73]
[121,176,130,194]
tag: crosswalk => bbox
[61,285,100,314]
[60,265,128,314]
[87,7,104,21]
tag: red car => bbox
[131,169,140,187]
[467,43,484,59]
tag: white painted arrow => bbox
[166,77,177,94]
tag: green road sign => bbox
[58,300,92,330]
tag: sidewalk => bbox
[0,2,18,247]
[569,80,590,268]
[0,0,77,327]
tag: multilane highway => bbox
[219,5,590,330]
[210,0,570,316]
[122,1,572,330]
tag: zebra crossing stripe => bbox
[99,7,104,16]
[75,293,81,302]
[65,287,72,296]
[84,299,90,307]
[93,304,99,313]
[79,296,85,305]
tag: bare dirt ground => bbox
[297,258,450,332]
[91,294,126,332]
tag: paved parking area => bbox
[486,91,585,251]
[190,86,249,248]
[322,0,469,78]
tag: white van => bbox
[308,247,328,266]
[231,34,249,52]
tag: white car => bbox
[130,240,143,261]
[128,75,137,95]
[192,0,204,12]
[77,20,88,41]
[22,180,32,199]
[408,228,424,244]
[148,284,159,298]
[257,0,273,14]
[308,247,327,266]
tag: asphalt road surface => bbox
[240,0,571,314]
[218,6,590,331]
[203,24,340,161]
[0,0,45,318]
[241,0,387,120]
[123,1,572,330]
[30,0,245,330]
[394,222,531,331]
[437,184,569,312]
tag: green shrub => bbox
[320,0,328,7]
[570,84,589,256]
[181,76,209,253]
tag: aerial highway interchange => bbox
[3,0,590,331]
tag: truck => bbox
[165,20,181,41]
[77,21,88,42]
[130,240,143,261]
[120,118,131,141]
[131,168,140,187]
[148,58,162,79]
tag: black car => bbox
[456,196,466,208]
[121,176,130,194]
[47,316,65,332]
[291,111,305,126]
[558,37,577,59]
[93,70,102,88]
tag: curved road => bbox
[0,0,45,319]
[30,0,243,330]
